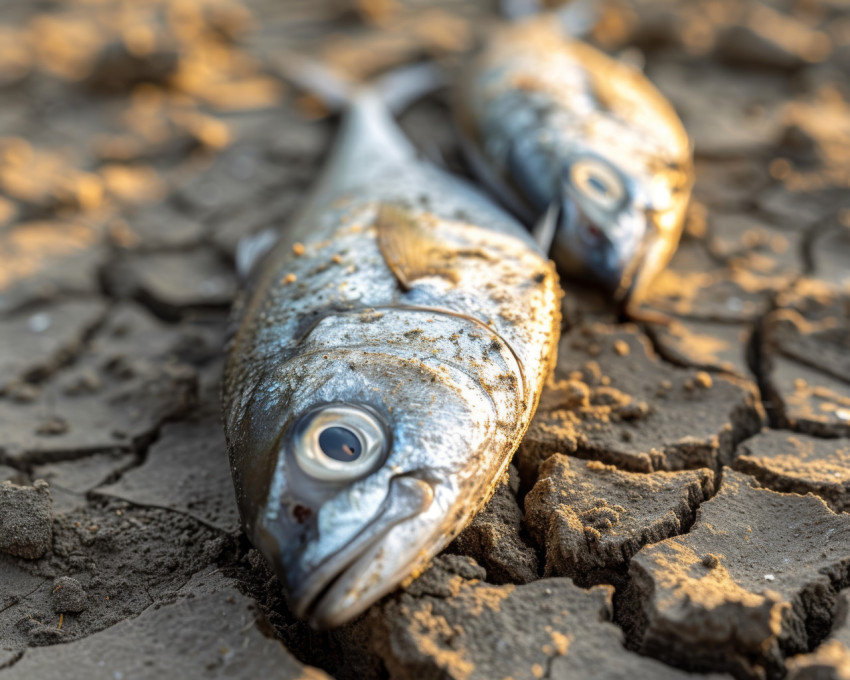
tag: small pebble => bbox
[36,417,69,436]
[613,339,630,356]
[695,372,713,389]
[28,313,51,333]
[702,554,719,569]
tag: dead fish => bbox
[454,13,694,307]
[221,79,561,628]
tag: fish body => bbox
[454,15,693,305]
[222,90,561,627]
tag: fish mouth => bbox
[287,474,436,629]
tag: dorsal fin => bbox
[375,204,461,290]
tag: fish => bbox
[221,79,561,628]
[453,13,694,308]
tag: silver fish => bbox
[221,88,561,627]
[454,14,693,307]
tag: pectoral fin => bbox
[532,201,560,254]
[375,203,460,291]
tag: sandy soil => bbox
[0,0,848,678]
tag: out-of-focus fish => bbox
[221,75,561,628]
[454,13,694,308]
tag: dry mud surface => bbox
[0,0,849,678]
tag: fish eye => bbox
[569,158,625,211]
[290,404,388,482]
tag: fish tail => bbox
[372,62,447,117]
[499,0,598,38]
[273,51,445,117]
[272,50,354,113]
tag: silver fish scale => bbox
[224,170,558,437]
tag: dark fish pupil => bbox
[587,174,608,196]
[318,427,362,461]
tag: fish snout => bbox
[552,197,645,295]
[283,472,440,629]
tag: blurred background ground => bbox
[0,0,848,678]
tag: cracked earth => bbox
[0,0,848,678]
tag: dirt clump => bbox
[446,465,538,584]
[525,454,714,585]
[625,469,850,679]
[0,480,53,559]
[733,430,850,512]
[51,576,88,613]
[518,324,764,478]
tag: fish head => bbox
[549,154,647,299]
[238,312,515,628]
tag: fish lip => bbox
[285,473,436,627]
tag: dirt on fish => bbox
[0,0,849,678]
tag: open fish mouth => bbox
[286,474,436,628]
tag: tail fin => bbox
[271,50,447,116]
[499,0,599,39]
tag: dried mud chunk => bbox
[713,5,831,70]
[445,466,537,584]
[786,639,850,680]
[373,555,726,680]
[763,358,850,438]
[174,142,289,218]
[208,188,302,261]
[628,469,850,679]
[0,220,105,314]
[97,412,239,533]
[756,184,843,231]
[0,303,197,463]
[733,431,850,512]
[0,141,103,214]
[4,574,328,680]
[85,41,178,93]
[525,455,714,584]
[810,222,850,293]
[116,201,206,251]
[645,318,751,378]
[769,283,850,384]
[518,325,763,477]
[33,451,136,497]
[693,158,770,211]
[761,282,850,436]
[649,60,786,158]
[706,212,805,281]
[0,480,53,559]
[0,299,106,392]
[102,248,236,320]
[643,240,783,322]
[786,589,850,679]
[33,451,136,514]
